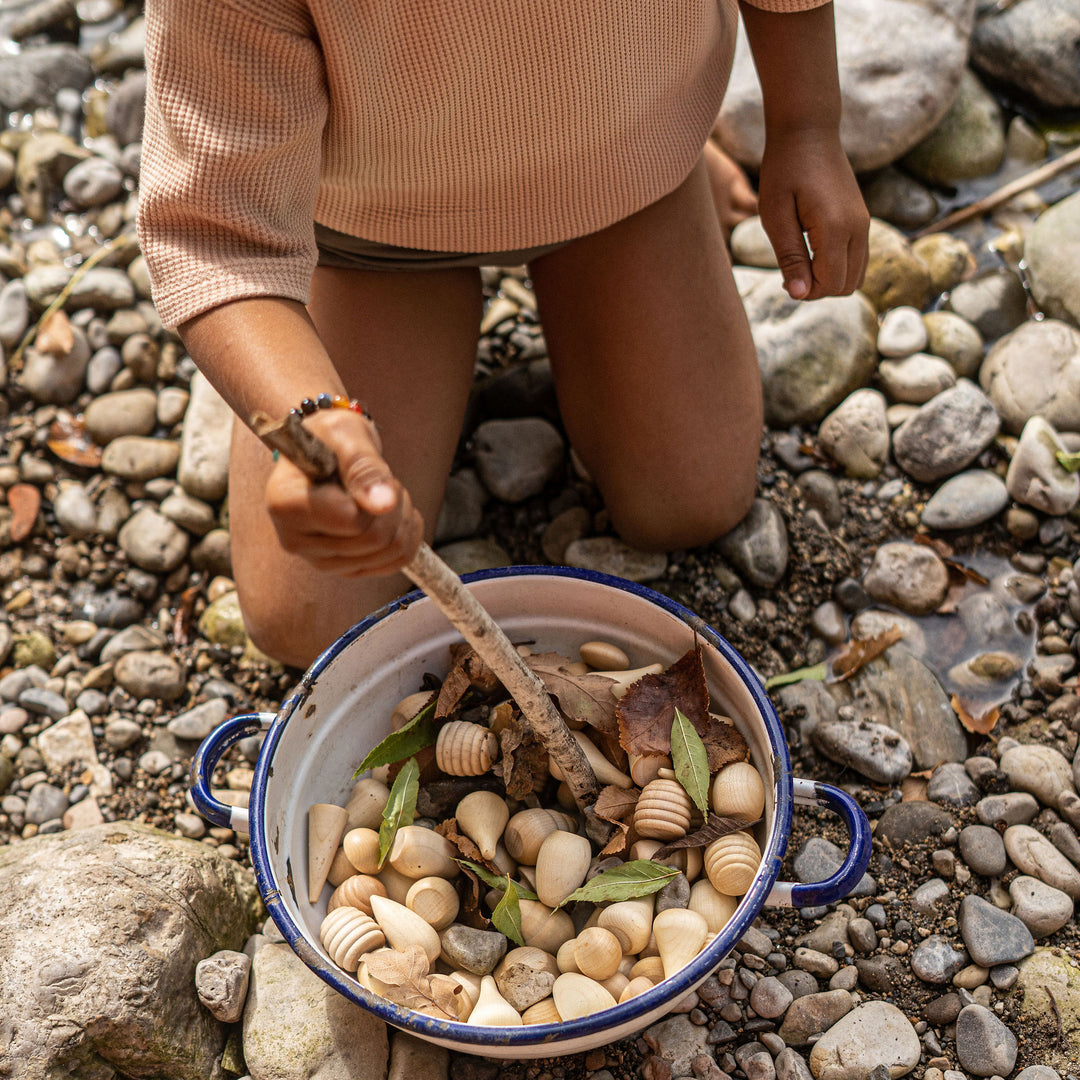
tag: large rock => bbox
[717,0,976,173]
[1005,416,1080,516]
[735,269,877,427]
[1013,949,1080,1073]
[808,1001,921,1079]
[1025,190,1080,328]
[971,0,1080,109]
[0,822,262,1080]
[242,935,388,1080]
[980,320,1080,434]
[827,645,969,769]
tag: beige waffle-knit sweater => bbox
[137,0,829,329]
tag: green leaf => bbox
[454,858,539,901]
[377,757,419,868]
[555,860,680,908]
[764,663,828,690]
[490,876,525,946]
[1057,450,1080,473]
[670,706,710,814]
[353,699,438,778]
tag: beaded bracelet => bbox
[290,393,372,422]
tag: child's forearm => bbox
[738,2,841,135]
[179,297,348,428]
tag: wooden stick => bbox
[251,411,602,809]
[912,144,1080,239]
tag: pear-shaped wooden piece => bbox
[534,829,592,909]
[389,824,459,879]
[466,974,523,1026]
[456,790,509,861]
[308,802,349,903]
[653,907,709,978]
[369,894,441,965]
[597,896,654,954]
[552,972,618,1020]
[344,777,391,830]
[548,730,633,788]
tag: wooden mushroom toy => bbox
[466,975,523,1026]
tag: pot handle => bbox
[188,712,275,834]
[765,777,872,908]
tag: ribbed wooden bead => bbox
[704,831,761,896]
[327,873,387,916]
[436,721,500,776]
[319,906,385,971]
[633,778,692,840]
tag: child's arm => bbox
[738,1,869,300]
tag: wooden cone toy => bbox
[308,802,348,903]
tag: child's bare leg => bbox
[228,266,481,667]
[704,139,758,241]
[528,155,762,552]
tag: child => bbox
[137,0,869,669]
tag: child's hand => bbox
[756,126,870,302]
[264,406,423,577]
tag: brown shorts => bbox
[314,222,571,271]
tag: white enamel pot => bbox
[191,567,870,1057]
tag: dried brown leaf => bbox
[951,695,1000,736]
[7,484,40,543]
[831,626,903,682]
[617,647,710,757]
[944,557,989,588]
[912,532,954,558]
[454,859,492,930]
[652,812,761,860]
[47,415,102,468]
[525,652,620,735]
[363,944,430,985]
[593,784,639,825]
[36,310,74,357]
[364,945,460,1020]
[703,715,751,772]
[597,821,631,858]
[499,719,550,799]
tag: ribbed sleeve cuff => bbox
[741,0,832,11]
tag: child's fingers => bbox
[767,206,813,300]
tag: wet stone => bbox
[921,470,1009,531]
[958,825,1007,877]
[958,894,1034,967]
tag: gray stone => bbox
[862,168,939,231]
[178,372,232,501]
[774,679,838,743]
[1025,190,1080,327]
[730,216,778,269]
[955,1003,1018,1078]
[23,264,134,311]
[927,762,980,806]
[243,935,388,1080]
[716,498,789,589]
[818,389,890,478]
[439,924,508,976]
[848,609,926,656]
[876,801,954,849]
[828,645,968,769]
[118,507,189,573]
[1008,875,1075,938]
[563,536,667,583]
[922,311,985,379]
[1014,1070,1062,1080]
[53,483,98,539]
[195,950,251,1024]
[18,687,70,721]
[808,1001,922,1080]
[62,155,124,208]
[100,625,168,663]
[0,822,260,1079]
[999,743,1076,812]
[105,68,148,147]
[643,1014,710,1077]
[796,470,843,528]
[794,838,875,898]
[102,436,181,482]
[863,542,949,616]
[87,346,123,395]
[892,379,1000,482]
[948,270,1029,342]
[434,469,486,544]
[959,824,1007,876]
[388,1030,449,1080]
[776,989,853,1047]
[18,327,91,405]
[971,0,1080,108]
[84,387,159,443]
[901,68,1004,186]
[911,878,950,915]
[976,792,1039,828]
[921,470,1009,530]
[878,353,957,405]
[734,268,878,426]
[956,590,1015,649]
[168,699,230,742]
[1006,416,1080,516]
[749,976,792,1019]
[1005,824,1080,900]
[0,43,93,111]
[958,894,1035,968]
[812,719,912,785]
[0,279,29,351]
[25,781,70,825]
[717,0,975,173]
[114,650,187,703]
[473,417,564,502]
[911,934,967,984]
[160,491,217,535]
[981,318,1080,433]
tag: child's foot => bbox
[704,140,758,242]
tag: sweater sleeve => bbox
[136,0,328,330]
[740,0,832,11]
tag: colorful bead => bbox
[289,395,372,422]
